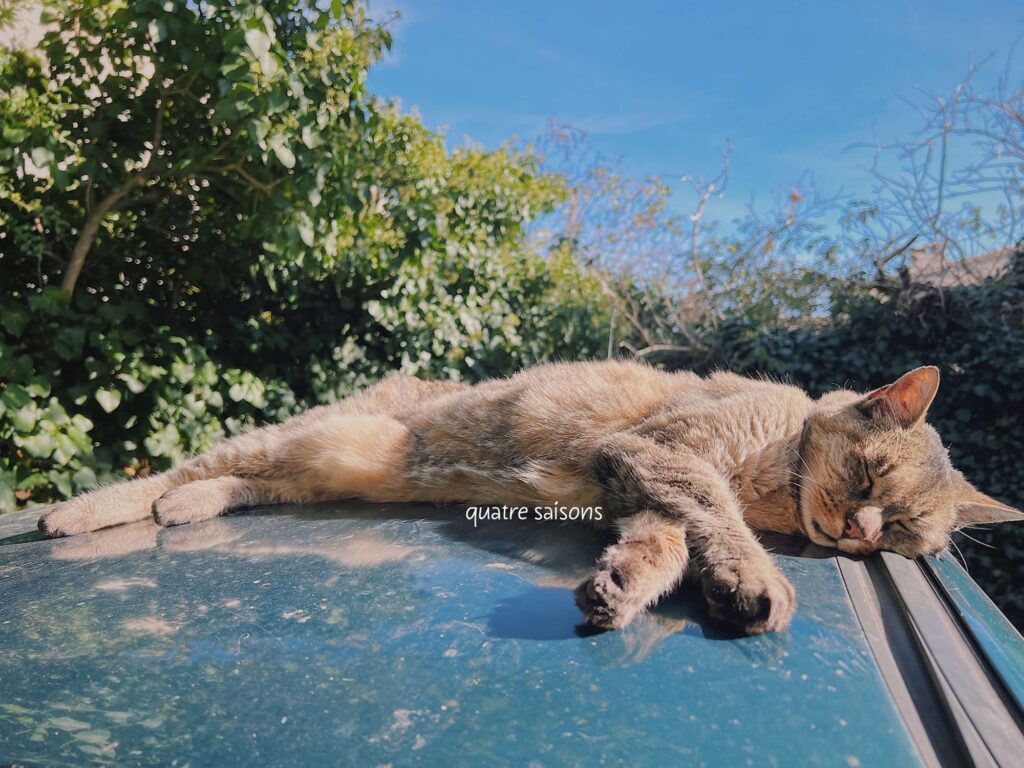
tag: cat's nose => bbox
[843,513,866,540]
[847,507,884,542]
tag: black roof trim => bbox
[838,552,1024,768]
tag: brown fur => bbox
[37,361,1022,634]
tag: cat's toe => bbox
[574,568,638,629]
[38,503,90,538]
[702,562,796,635]
[151,493,192,527]
[152,485,222,527]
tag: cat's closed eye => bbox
[850,457,873,500]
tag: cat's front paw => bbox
[701,558,796,635]
[574,567,640,630]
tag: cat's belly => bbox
[405,455,604,510]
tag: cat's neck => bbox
[734,433,806,537]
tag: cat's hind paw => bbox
[38,501,93,538]
[152,489,205,527]
[151,480,229,528]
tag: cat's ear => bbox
[859,366,940,429]
[954,484,1024,528]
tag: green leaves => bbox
[226,371,268,409]
[144,422,181,459]
[0,307,29,338]
[296,213,315,247]
[29,146,54,169]
[271,138,296,170]
[2,0,398,296]
[95,389,121,413]
[0,287,301,511]
[2,368,99,499]
[244,28,271,60]
[147,19,168,44]
[10,401,39,433]
[0,0,607,517]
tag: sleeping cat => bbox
[37,361,1022,635]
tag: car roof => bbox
[1,503,1022,767]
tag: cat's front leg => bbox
[592,434,797,635]
[575,511,689,629]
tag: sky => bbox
[366,0,1024,222]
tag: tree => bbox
[1,0,394,297]
[0,1,611,511]
[534,123,841,363]
[843,58,1024,281]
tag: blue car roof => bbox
[1,503,1022,767]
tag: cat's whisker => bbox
[793,456,825,491]
[948,536,970,573]
[958,522,995,533]
[789,470,821,489]
[955,529,997,549]
[796,452,814,475]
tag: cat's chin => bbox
[836,538,878,555]
[801,515,880,554]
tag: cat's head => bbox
[798,366,1022,557]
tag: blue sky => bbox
[366,1,1023,221]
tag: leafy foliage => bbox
[0,1,610,510]
[665,251,1024,626]
[0,286,300,510]
[1,0,396,293]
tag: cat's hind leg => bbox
[38,473,178,537]
[575,511,689,629]
[274,412,413,502]
[152,477,305,527]
[35,427,273,537]
[40,407,414,535]
[153,412,415,527]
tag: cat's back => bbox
[703,370,809,408]
[400,360,810,469]
[397,360,684,464]
[504,361,809,462]
[507,359,695,444]
[635,369,812,469]
[513,359,686,415]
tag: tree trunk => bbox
[61,175,147,296]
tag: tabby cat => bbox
[38,362,1022,634]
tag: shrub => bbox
[0,1,612,511]
[667,250,1024,625]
